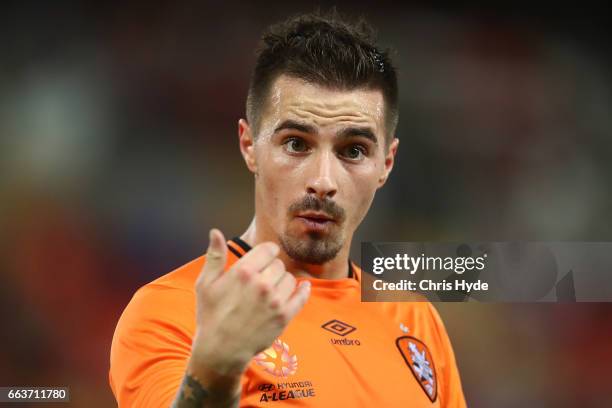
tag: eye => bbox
[283,137,309,154]
[340,144,367,161]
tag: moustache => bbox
[288,196,346,223]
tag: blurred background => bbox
[1,1,611,406]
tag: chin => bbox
[279,231,343,265]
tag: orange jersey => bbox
[110,238,466,407]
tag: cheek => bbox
[259,143,294,172]
[354,184,377,220]
[259,145,309,186]
[259,168,282,211]
[343,166,381,223]
[256,148,301,212]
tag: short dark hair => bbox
[246,10,399,144]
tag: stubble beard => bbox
[279,195,347,265]
[279,229,344,265]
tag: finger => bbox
[200,228,228,286]
[282,281,311,320]
[228,241,279,282]
[259,259,286,286]
[274,272,297,305]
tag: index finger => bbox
[228,241,280,281]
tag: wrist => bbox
[186,354,244,399]
[190,334,251,377]
[187,350,247,378]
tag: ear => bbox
[378,137,399,188]
[238,118,257,174]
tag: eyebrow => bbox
[274,119,378,145]
[337,126,378,145]
[274,120,317,135]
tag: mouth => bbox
[295,212,336,232]
[296,212,335,223]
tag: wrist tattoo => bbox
[172,374,209,407]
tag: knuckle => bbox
[258,281,273,297]
[207,251,224,262]
[269,296,281,309]
[235,265,253,281]
[275,311,289,326]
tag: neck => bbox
[240,217,352,280]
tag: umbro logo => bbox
[321,319,357,336]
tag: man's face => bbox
[240,75,398,264]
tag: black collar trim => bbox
[231,237,252,253]
[227,244,242,259]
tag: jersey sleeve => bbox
[109,284,196,407]
[425,303,467,408]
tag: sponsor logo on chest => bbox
[253,339,317,402]
[322,319,361,346]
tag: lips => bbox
[295,212,336,232]
[296,212,335,223]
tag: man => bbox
[110,11,466,407]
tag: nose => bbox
[306,150,338,199]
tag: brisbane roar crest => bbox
[396,336,437,402]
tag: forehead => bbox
[261,75,385,136]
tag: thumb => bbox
[201,228,228,285]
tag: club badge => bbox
[396,336,437,402]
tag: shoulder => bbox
[114,255,205,329]
[109,257,207,405]
[144,241,244,292]
[112,254,211,350]
[146,254,206,292]
[114,246,242,337]
[112,256,206,349]
[110,249,243,405]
